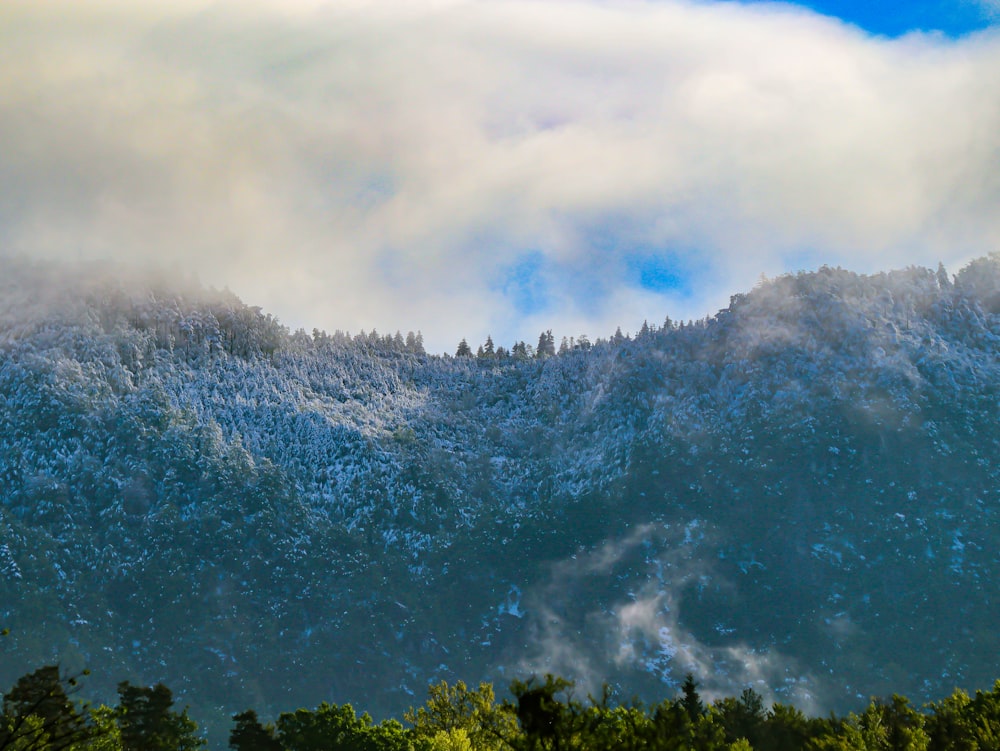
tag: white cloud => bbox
[1,0,998,351]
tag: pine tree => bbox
[937,262,951,289]
[405,331,426,355]
[536,331,555,358]
[681,674,704,724]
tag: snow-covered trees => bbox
[1,255,999,741]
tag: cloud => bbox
[1,0,999,351]
[509,522,824,712]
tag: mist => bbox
[510,523,826,713]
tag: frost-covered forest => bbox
[1,255,999,741]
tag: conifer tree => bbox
[535,331,555,358]
[681,674,704,724]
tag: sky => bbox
[1,0,998,353]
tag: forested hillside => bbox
[1,255,999,741]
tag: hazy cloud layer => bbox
[2,0,998,351]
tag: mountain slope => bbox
[1,255,998,739]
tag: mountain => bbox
[1,255,999,741]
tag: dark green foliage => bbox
[714,688,766,747]
[813,695,929,751]
[510,675,578,750]
[574,687,651,751]
[0,666,98,751]
[680,675,704,725]
[760,703,825,751]
[116,682,204,751]
[650,698,695,750]
[17,659,1000,751]
[230,710,282,751]
[925,682,1000,751]
[275,702,413,751]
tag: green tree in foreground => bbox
[15,650,1000,751]
[81,706,123,751]
[576,687,653,751]
[0,666,99,751]
[275,702,414,751]
[757,703,823,751]
[406,680,517,751]
[713,688,766,748]
[814,695,929,751]
[115,682,203,751]
[229,710,281,751]
[925,682,1000,751]
[509,675,579,751]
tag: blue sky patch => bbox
[737,0,995,37]
[497,251,551,316]
[625,254,691,295]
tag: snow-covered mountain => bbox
[1,255,999,738]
